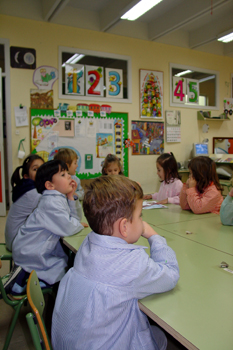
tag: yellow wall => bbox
[1,15,233,194]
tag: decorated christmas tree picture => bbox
[140,70,163,119]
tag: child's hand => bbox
[188,177,197,188]
[141,221,158,239]
[81,222,89,228]
[143,194,152,200]
[67,180,77,200]
[229,188,233,197]
[157,198,168,204]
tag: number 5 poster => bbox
[86,65,104,97]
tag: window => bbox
[170,63,219,110]
[59,47,132,103]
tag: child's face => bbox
[126,199,143,244]
[51,167,73,195]
[156,162,165,181]
[69,158,78,175]
[105,161,120,175]
[26,159,44,182]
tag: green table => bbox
[63,204,233,350]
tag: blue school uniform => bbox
[5,179,41,251]
[12,190,84,285]
[52,232,179,350]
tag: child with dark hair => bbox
[6,160,86,295]
[102,153,124,175]
[144,152,183,204]
[54,148,84,200]
[5,154,44,251]
[52,175,179,350]
[180,156,223,214]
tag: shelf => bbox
[197,111,230,121]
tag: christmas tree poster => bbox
[140,70,163,119]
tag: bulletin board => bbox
[30,109,128,179]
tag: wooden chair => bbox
[26,270,52,350]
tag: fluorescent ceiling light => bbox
[199,75,215,83]
[217,31,233,43]
[175,70,192,77]
[62,54,85,67]
[121,0,163,21]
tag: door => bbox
[0,68,6,215]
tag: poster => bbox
[131,121,164,155]
[105,68,123,98]
[140,69,163,119]
[65,64,84,96]
[85,65,104,97]
[165,110,181,143]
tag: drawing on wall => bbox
[140,69,163,119]
[131,121,164,155]
[33,65,58,90]
[105,68,123,99]
[65,64,84,96]
[30,109,128,178]
[30,89,53,108]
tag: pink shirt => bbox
[180,183,223,214]
[151,178,183,204]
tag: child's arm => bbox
[220,189,233,225]
[180,183,191,210]
[72,175,84,201]
[185,185,223,214]
[133,222,179,299]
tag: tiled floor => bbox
[0,213,187,350]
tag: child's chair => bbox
[26,270,52,350]
[0,243,13,270]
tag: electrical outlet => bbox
[15,130,19,135]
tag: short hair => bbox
[54,148,77,166]
[83,175,143,236]
[35,159,68,194]
[156,152,181,183]
[188,156,222,193]
[102,154,124,175]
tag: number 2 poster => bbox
[85,65,104,97]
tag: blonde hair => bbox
[54,148,77,166]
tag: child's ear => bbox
[23,174,29,179]
[45,180,55,190]
[119,218,128,238]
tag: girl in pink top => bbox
[180,156,223,214]
[144,153,183,204]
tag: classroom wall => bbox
[1,15,233,194]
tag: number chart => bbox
[30,108,128,179]
[173,77,199,104]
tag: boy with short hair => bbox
[52,176,179,350]
[54,148,84,200]
[10,160,86,293]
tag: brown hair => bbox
[83,175,143,236]
[188,156,222,193]
[54,148,77,166]
[102,154,124,175]
[157,152,181,184]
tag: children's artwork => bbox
[165,110,181,143]
[85,65,104,97]
[140,70,163,119]
[30,109,128,178]
[224,98,233,115]
[131,121,164,155]
[65,64,84,96]
[33,66,58,89]
[30,89,53,108]
[105,68,123,98]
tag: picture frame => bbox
[140,69,163,119]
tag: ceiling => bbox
[1,0,233,57]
